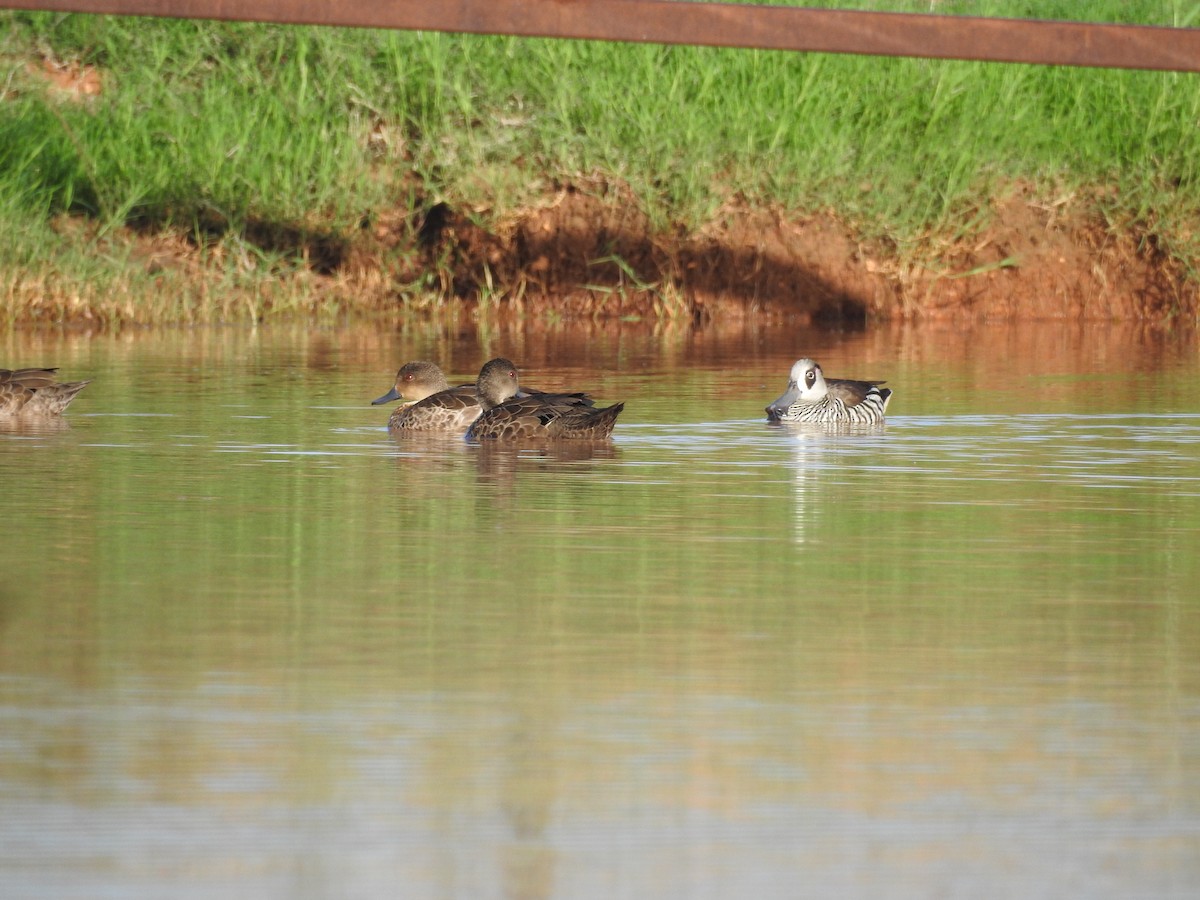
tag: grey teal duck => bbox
[373,360,595,433]
[466,358,623,441]
[373,361,483,432]
[0,368,90,417]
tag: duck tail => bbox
[587,401,625,438]
[37,380,91,415]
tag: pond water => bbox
[2,317,1198,899]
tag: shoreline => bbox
[4,182,1195,326]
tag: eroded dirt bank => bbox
[351,181,1196,324]
[16,180,1198,325]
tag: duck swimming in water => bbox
[466,359,623,441]
[373,360,593,433]
[766,358,891,426]
[373,361,485,433]
[0,368,90,417]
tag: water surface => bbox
[2,319,1198,898]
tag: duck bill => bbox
[372,386,403,405]
[766,383,799,419]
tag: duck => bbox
[0,368,90,417]
[766,358,892,426]
[466,358,624,441]
[372,360,483,432]
[373,360,595,433]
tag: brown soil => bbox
[353,179,1195,324]
[16,178,1199,325]
[26,57,104,99]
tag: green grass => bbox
[2,1,1199,322]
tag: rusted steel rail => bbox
[1,0,1198,73]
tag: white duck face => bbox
[768,358,829,415]
[791,358,829,401]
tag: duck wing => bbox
[825,377,887,407]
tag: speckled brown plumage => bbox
[466,358,624,441]
[373,359,594,434]
[0,368,90,417]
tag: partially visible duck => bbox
[766,358,891,426]
[466,359,623,441]
[0,368,90,417]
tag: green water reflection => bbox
[1,320,1198,898]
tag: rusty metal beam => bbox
[2,0,1199,73]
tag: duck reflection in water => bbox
[472,439,619,489]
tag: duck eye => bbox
[806,370,816,385]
